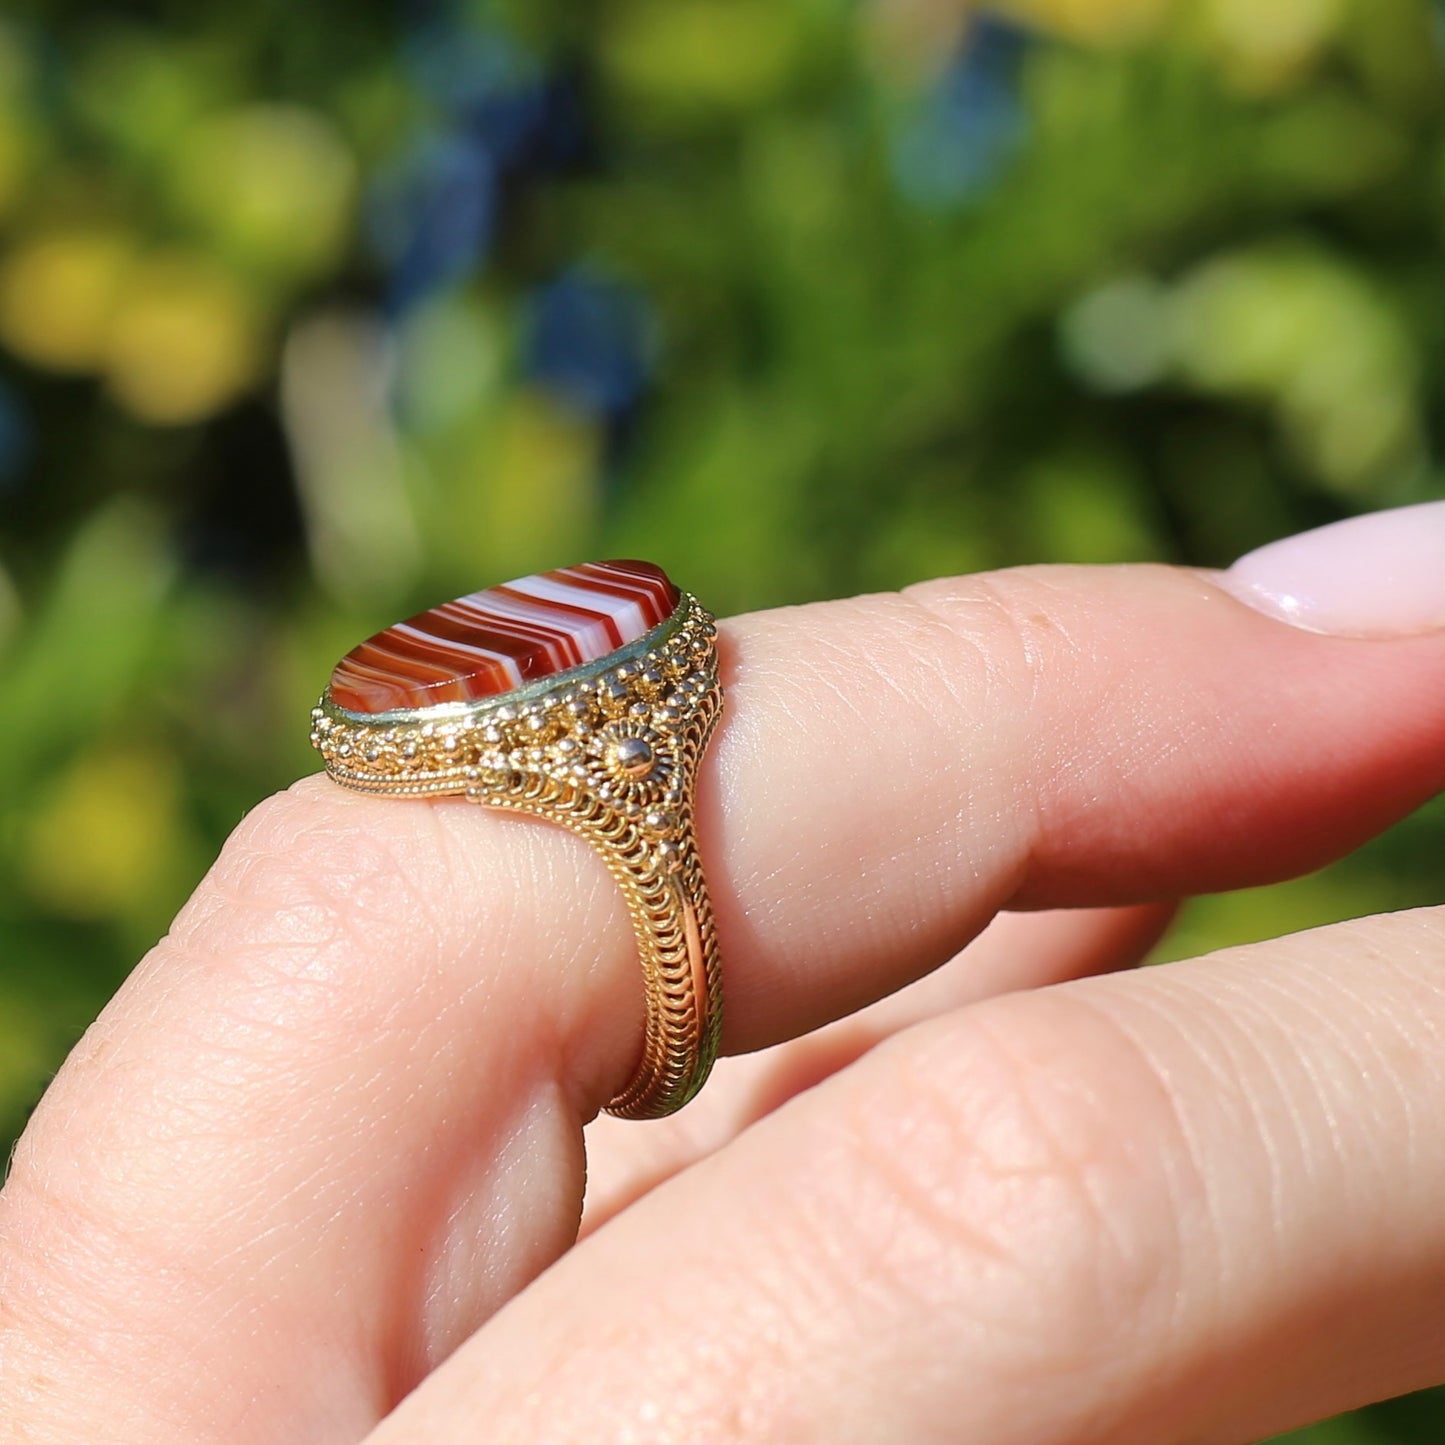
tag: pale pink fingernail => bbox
[1220,500,1445,637]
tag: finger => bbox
[710,564,1445,1045]
[4,561,1445,1441]
[581,901,1174,1234]
[366,905,1445,1445]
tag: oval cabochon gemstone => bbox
[328,560,681,715]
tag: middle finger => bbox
[581,901,1174,1233]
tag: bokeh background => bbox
[1,0,1443,1436]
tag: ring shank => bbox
[525,802,721,1118]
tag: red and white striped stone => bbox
[328,560,681,714]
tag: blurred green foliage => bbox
[0,1,1443,1437]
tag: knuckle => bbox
[900,568,1091,716]
[821,994,1189,1368]
[897,571,1101,849]
[4,786,481,1236]
[171,779,454,1002]
[899,568,1182,883]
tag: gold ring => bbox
[309,561,723,1119]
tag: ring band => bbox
[310,561,723,1119]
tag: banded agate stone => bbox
[329,560,681,715]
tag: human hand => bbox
[4,502,1445,1443]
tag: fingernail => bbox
[1220,501,1445,637]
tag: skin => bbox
[2,561,1445,1443]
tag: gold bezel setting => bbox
[311,597,716,805]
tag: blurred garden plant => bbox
[1,3,1443,1437]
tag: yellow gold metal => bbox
[311,595,723,1119]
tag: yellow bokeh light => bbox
[104,253,263,425]
[603,0,809,111]
[0,230,134,373]
[172,104,358,279]
[1169,245,1418,491]
[1193,0,1346,91]
[24,747,180,920]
